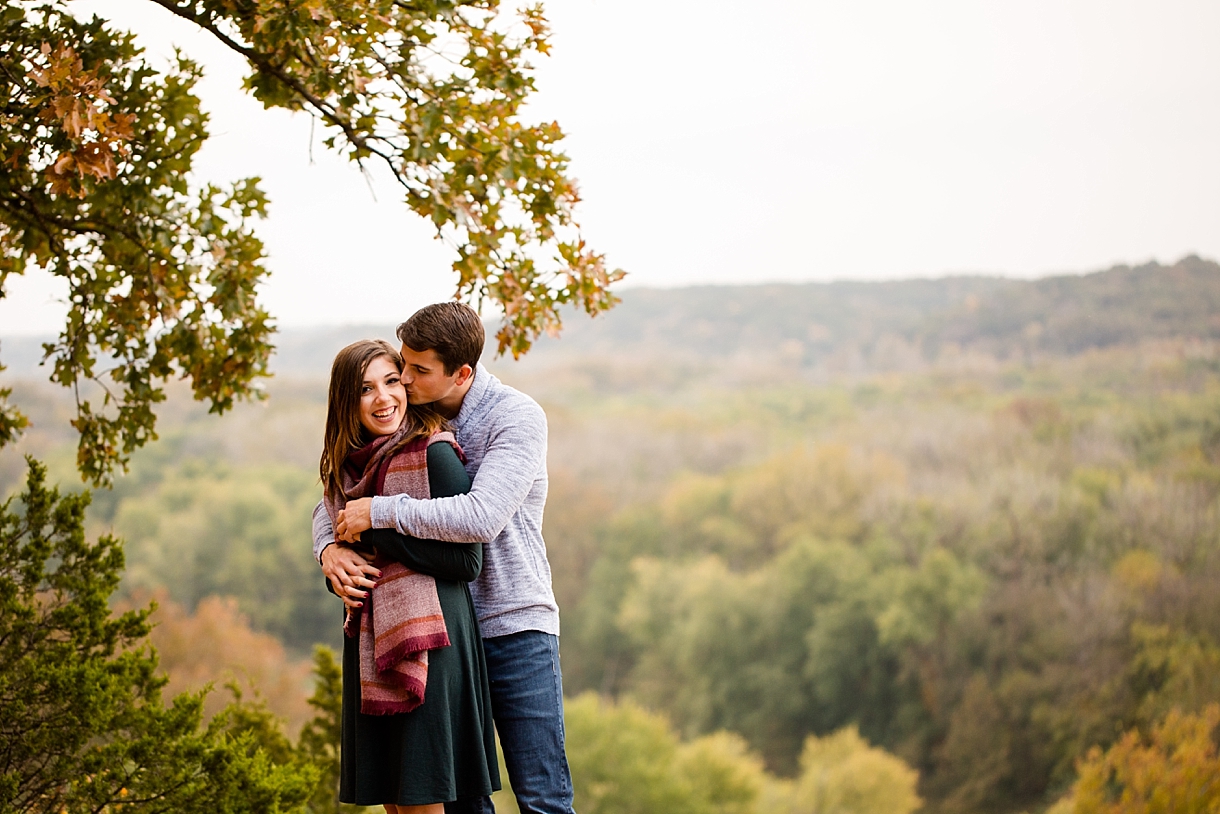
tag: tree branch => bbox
[143,0,403,176]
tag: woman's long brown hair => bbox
[319,339,447,500]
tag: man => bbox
[314,302,574,814]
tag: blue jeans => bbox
[446,631,575,814]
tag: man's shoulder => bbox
[461,370,544,436]
[486,378,544,419]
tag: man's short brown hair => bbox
[396,302,485,375]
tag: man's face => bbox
[399,345,467,406]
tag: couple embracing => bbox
[313,302,573,814]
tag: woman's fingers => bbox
[322,545,379,602]
[320,544,385,613]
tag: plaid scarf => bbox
[324,423,463,715]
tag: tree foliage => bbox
[112,462,332,653]
[145,0,623,352]
[0,457,317,813]
[1063,704,1220,814]
[1,4,273,483]
[777,727,921,814]
[543,347,1220,812]
[0,0,621,484]
[294,646,369,814]
[554,694,919,814]
[146,593,317,731]
[561,693,767,814]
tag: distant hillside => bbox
[3,256,1217,379]
[928,256,1220,355]
[520,254,1220,369]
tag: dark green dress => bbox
[338,443,500,806]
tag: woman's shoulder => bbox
[425,435,461,462]
[425,436,471,494]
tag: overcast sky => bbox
[2,0,1218,335]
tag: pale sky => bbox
[2,0,1218,335]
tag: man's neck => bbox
[435,371,476,419]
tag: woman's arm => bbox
[363,441,483,582]
[362,530,481,582]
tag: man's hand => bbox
[337,498,374,542]
[321,544,381,609]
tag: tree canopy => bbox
[0,0,621,484]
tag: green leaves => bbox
[0,361,31,447]
[0,457,316,814]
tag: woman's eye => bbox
[388,377,400,386]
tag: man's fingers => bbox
[345,562,379,580]
[333,582,366,608]
[331,569,357,587]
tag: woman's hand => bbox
[336,498,373,542]
[321,543,381,609]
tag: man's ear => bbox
[454,364,474,386]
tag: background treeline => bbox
[3,255,1219,812]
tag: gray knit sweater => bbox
[313,364,559,638]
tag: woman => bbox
[320,339,499,813]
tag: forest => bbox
[3,256,1220,812]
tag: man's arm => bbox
[365,401,546,542]
[312,501,335,563]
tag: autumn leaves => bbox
[28,42,135,198]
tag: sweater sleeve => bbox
[368,399,546,543]
[312,501,335,564]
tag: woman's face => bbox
[358,355,408,437]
